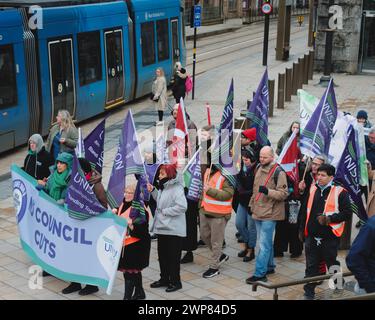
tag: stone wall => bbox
[314,0,363,74]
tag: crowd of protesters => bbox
[20,76,375,300]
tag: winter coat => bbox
[150,174,187,237]
[299,183,352,240]
[172,68,187,101]
[236,162,256,208]
[88,170,108,209]
[117,203,151,271]
[23,146,54,180]
[250,162,289,221]
[366,169,375,218]
[151,76,167,111]
[45,124,78,158]
[346,216,375,293]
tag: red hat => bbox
[242,128,257,141]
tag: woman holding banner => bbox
[112,184,151,300]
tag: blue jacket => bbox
[346,216,375,293]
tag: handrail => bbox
[334,292,375,300]
[251,271,353,300]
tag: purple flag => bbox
[107,111,146,208]
[84,119,105,174]
[140,163,161,201]
[334,126,367,222]
[129,180,147,225]
[246,69,269,146]
[66,154,107,220]
[211,78,237,187]
[300,79,337,158]
[183,148,202,202]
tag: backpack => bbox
[185,75,193,95]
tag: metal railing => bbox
[243,5,310,24]
[251,271,353,300]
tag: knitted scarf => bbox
[48,169,69,201]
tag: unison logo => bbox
[13,179,28,224]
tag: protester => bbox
[246,146,288,284]
[23,134,53,180]
[147,164,187,292]
[36,152,73,204]
[365,127,375,169]
[151,67,167,123]
[45,110,78,161]
[167,103,198,157]
[171,62,187,103]
[112,184,151,300]
[181,197,199,264]
[276,121,300,155]
[346,215,375,294]
[241,128,262,161]
[235,146,257,262]
[199,165,234,278]
[366,165,375,219]
[62,157,108,295]
[356,110,372,129]
[298,164,352,299]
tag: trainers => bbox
[218,253,229,265]
[62,282,82,294]
[246,275,267,284]
[203,268,220,278]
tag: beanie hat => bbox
[356,110,368,120]
[242,128,257,141]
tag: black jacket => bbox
[171,68,187,100]
[346,216,375,293]
[236,162,256,208]
[23,147,54,180]
[299,184,352,240]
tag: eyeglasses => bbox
[311,162,321,166]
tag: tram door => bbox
[48,39,76,123]
[361,11,375,72]
[104,29,124,106]
[171,19,180,67]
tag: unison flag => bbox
[334,126,367,222]
[66,154,107,220]
[183,148,202,202]
[84,119,106,174]
[300,79,337,158]
[246,70,269,146]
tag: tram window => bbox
[141,22,156,66]
[0,45,17,109]
[78,31,102,86]
[156,19,169,61]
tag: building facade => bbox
[314,0,375,74]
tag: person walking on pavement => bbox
[23,133,54,180]
[298,164,352,299]
[62,158,108,296]
[148,164,187,292]
[151,67,167,124]
[199,165,234,278]
[45,110,78,161]
[112,184,151,300]
[346,215,375,294]
[235,146,257,262]
[246,146,289,284]
[171,62,187,103]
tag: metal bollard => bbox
[292,62,298,95]
[298,57,304,89]
[308,50,314,80]
[285,68,292,102]
[268,79,275,117]
[277,73,285,109]
[303,54,309,85]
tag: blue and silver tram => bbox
[0,0,186,153]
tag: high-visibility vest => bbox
[201,169,233,215]
[118,206,140,247]
[305,185,346,238]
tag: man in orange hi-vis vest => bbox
[299,164,352,300]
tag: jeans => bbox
[254,220,276,277]
[235,204,257,248]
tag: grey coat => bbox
[45,124,78,155]
[150,174,187,237]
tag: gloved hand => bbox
[317,215,330,226]
[259,186,268,195]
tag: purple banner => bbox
[84,119,105,174]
